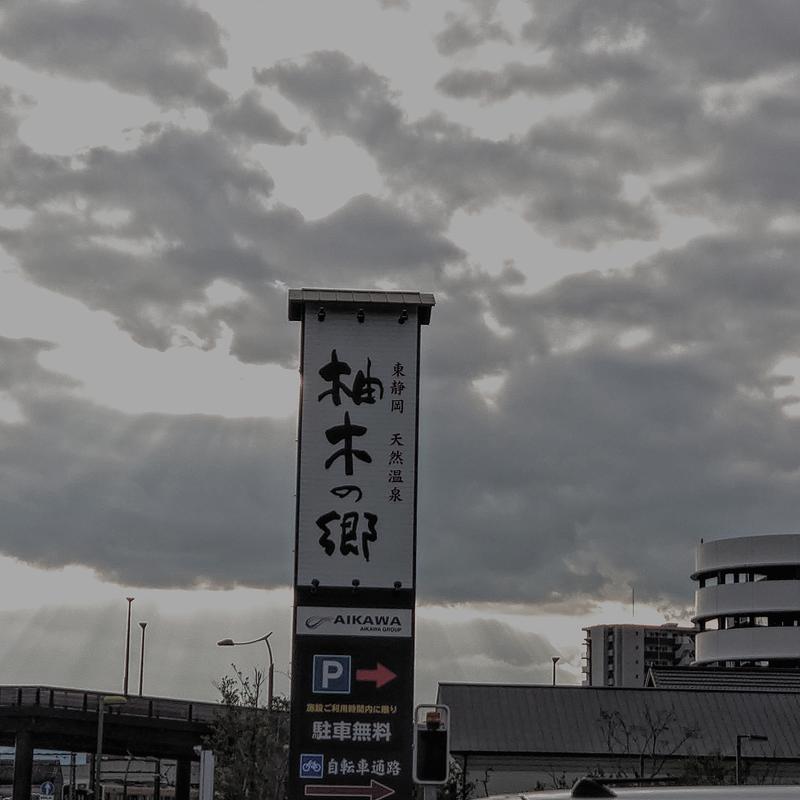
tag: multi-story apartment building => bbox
[582,623,696,687]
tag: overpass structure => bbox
[0,685,218,800]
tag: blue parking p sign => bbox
[312,654,351,694]
[299,753,324,779]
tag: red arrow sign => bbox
[304,779,394,799]
[355,662,396,689]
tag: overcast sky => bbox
[2,0,800,703]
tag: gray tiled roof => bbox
[437,682,800,758]
[287,288,435,324]
[647,666,800,692]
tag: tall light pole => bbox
[551,656,560,686]
[138,621,148,697]
[94,695,126,798]
[736,733,768,785]
[217,631,274,709]
[123,597,134,695]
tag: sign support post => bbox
[288,290,434,800]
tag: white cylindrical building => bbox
[692,534,800,666]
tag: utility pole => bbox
[123,597,134,695]
[138,621,148,696]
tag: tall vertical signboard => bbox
[288,290,434,800]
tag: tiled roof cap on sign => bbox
[287,288,435,324]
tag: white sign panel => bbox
[297,606,413,637]
[297,307,419,587]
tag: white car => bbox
[485,777,800,800]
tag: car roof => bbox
[487,786,800,800]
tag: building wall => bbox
[582,625,695,687]
[696,627,800,663]
[694,534,800,576]
[458,753,800,795]
[693,534,800,666]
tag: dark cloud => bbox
[5,232,800,613]
[256,52,401,140]
[0,114,461,361]
[4,0,800,623]
[0,124,279,352]
[656,91,800,221]
[0,0,228,109]
[416,231,800,606]
[436,53,652,101]
[522,0,800,82]
[0,87,68,208]
[436,0,800,226]
[0,337,75,395]
[257,51,657,248]
[0,86,24,141]
[0,339,296,589]
[435,1,513,56]
[377,0,410,9]
[211,91,304,145]
[294,194,463,272]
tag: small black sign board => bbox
[289,613,413,800]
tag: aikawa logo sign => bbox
[304,615,334,630]
[297,607,412,638]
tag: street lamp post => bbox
[551,656,560,686]
[123,597,134,695]
[217,631,274,709]
[735,733,768,785]
[94,695,127,798]
[138,621,148,697]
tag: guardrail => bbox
[0,686,220,724]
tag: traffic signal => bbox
[413,704,450,785]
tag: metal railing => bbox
[0,685,221,724]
